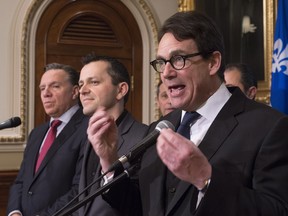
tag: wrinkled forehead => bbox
[40,69,70,86]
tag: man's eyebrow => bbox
[156,50,187,59]
[39,81,62,87]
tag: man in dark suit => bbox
[224,63,258,100]
[75,54,148,216]
[7,63,88,216]
[86,11,288,216]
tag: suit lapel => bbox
[199,88,244,159]
[80,141,92,193]
[33,109,84,177]
[165,88,246,215]
[117,112,134,152]
[26,124,49,183]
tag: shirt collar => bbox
[182,83,231,122]
[115,109,128,126]
[50,104,80,125]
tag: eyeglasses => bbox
[150,52,203,73]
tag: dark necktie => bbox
[177,112,200,139]
[35,119,62,172]
[165,112,200,207]
[177,112,201,211]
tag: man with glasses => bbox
[150,52,213,72]
[85,11,288,215]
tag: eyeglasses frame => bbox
[150,51,214,73]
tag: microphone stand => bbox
[54,163,139,216]
[52,172,105,216]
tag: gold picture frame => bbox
[178,0,195,11]
[258,0,275,104]
[178,0,276,104]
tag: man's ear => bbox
[72,85,79,100]
[209,51,221,76]
[247,86,257,100]
[116,82,129,100]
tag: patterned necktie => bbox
[35,119,62,172]
[177,112,200,139]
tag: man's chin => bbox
[44,108,56,116]
[83,107,94,116]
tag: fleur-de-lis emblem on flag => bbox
[272,39,288,75]
[270,0,288,114]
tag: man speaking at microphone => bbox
[76,54,148,216]
[87,11,288,216]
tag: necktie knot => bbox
[51,119,62,129]
[181,112,200,126]
[177,112,200,139]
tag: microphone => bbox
[107,120,175,172]
[0,117,22,130]
[53,120,174,216]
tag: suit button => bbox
[92,172,96,176]
[28,191,33,195]
[169,187,176,193]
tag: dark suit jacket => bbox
[7,108,89,216]
[106,87,288,216]
[77,111,148,216]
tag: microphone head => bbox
[11,117,22,127]
[155,120,175,132]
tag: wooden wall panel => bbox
[0,170,18,216]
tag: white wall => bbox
[0,0,23,132]
[0,0,33,170]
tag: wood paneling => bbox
[35,0,143,126]
[0,170,18,216]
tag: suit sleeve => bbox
[6,129,37,215]
[196,116,288,215]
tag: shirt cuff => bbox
[8,210,22,216]
[196,178,211,208]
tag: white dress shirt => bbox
[181,84,231,207]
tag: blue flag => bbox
[270,0,288,114]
